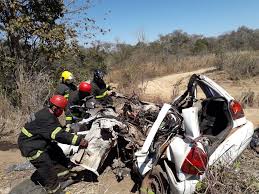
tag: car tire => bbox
[139,165,169,194]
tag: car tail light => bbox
[230,100,244,120]
[181,146,208,175]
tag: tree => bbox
[0,0,108,105]
[193,38,209,54]
[0,0,74,63]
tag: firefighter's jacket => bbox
[65,91,94,124]
[18,108,82,160]
[56,82,77,99]
[91,79,109,99]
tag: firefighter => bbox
[65,81,93,125]
[91,69,113,105]
[18,95,88,194]
[56,71,77,99]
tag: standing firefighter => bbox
[56,71,77,99]
[91,69,113,105]
[65,82,92,125]
[18,95,88,194]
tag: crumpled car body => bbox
[136,74,254,194]
[58,74,254,194]
[58,107,123,175]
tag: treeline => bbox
[69,26,259,89]
[81,26,259,69]
[1,0,259,106]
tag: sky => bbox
[83,0,259,45]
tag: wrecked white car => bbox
[58,74,254,194]
[135,74,254,194]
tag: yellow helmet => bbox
[61,71,74,82]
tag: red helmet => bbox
[49,95,68,109]
[79,82,91,93]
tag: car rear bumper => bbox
[164,160,198,194]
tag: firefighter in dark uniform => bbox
[56,71,77,99]
[18,95,88,194]
[65,81,92,125]
[91,69,113,105]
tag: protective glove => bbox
[79,139,89,148]
[110,91,116,96]
[107,85,112,91]
[107,85,116,91]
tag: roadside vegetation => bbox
[0,1,259,193]
[195,149,259,194]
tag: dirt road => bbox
[0,68,258,194]
[141,67,216,102]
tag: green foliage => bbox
[0,0,75,62]
[0,0,107,106]
[193,39,208,54]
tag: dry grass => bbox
[215,51,259,80]
[0,68,54,141]
[196,149,259,194]
[0,94,25,140]
[170,77,184,101]
[238,89,259,108]
[107,54,216,93]
[239,90,256,108]
[16,68,54,114]
[108,51,259,94]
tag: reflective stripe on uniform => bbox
[140,188,147,193]
[21,127,33,137]
[66,116,73,121]
[64,94,69,99]
[27,150,43,161]
[48,184,61,193]
[57,170,70,177]
[72,135,78,145]
[51,127,62,140]
[65,127,70,132]
[95,90,108,99]
[139,188,155,194]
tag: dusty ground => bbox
[0,68,258,194]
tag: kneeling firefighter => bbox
[18,95,88,194]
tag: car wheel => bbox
[139,165,169,194]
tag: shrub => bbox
[215,51,259,80]
[0,68,54,141]
[196,150,259,194]
[0,93,24,141]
